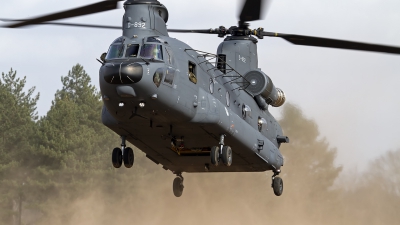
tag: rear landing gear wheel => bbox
[123,147,134,168]
[222,146,232,166]
[112,147,122,168]
[173,176,184,197]
[210,146,220,166]
[272,177,283,196]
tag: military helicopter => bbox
[2,0,400,198]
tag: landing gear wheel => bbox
[210,146,220,166]
[123,147,134,168]
[173,176,184,197]
[272,177,283,196]
[112,147,122,168]
[222,146,233,166]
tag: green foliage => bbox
[0,68,39,224]
[28,64,168,224]
[30,65,116,217]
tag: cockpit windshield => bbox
[125,44,140,58]
[106,44,125,60]
[140,44,163,60]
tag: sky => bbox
[1,0,399,172]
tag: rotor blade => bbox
[1,19,215,32]
[167,29,216,34]
[239,0,264,22]
[263,32,400,54]
[37,22,121,30]
[1,19,121,29]
[5,0,122,28]
[1,19,217,32]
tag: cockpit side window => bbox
[106,44,125,60]
[188,61,197,84]
[140,44,163,60]
[125,44,140,57]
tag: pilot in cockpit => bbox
[189,64,197,84]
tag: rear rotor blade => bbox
[263,32,400,54]
[239,0,265,22]
[6,0,122,28]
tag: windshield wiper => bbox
[139,57,150,65]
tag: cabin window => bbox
[106,44,125,60]
[226,91,230,107]
[258,117,267,132]
[140,44,163,60]
[164,67,176,85]
[125,44,139,57]
[188,61,197,84]
[153,68,164,87]
[209,79,214,94]
[242,104,251,119]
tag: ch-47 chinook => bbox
[3,0,400,197]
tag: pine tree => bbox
[0,69,39,224]
[31,64,121,223]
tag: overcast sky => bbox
[1,0,399,172]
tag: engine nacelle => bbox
[243,70,286,109]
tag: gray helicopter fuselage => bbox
[99,1,285,173]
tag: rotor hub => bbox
[124,0,161,5]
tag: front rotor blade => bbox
[263,32,400,54]
[2,19,215,32]
[239,0,264,22]
[6,0,122,28]
[1,19,121,29]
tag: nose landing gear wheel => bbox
[173,176,184,197]
[210,146,220,166]
[112,147,122,168]
[123,147,134,168]
[222,146,232,166]
[272,177,283,196]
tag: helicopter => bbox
[2,0,400,198]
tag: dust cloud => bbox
[22,104,400,225]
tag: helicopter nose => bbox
[101,62,143,84]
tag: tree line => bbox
[0,65,399,225]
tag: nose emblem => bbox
[101,62,143,84]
